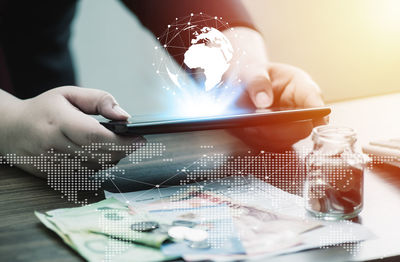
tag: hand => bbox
[224,27,327,151]
[0,86,145,177]
[241,62,327,150]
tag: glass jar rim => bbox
[312,125,357,144]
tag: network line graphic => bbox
[152,13,246,117]
[1,142,388,258]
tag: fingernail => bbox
[113,105,131,119]
[255,92,272,108]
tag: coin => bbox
[168,226,190,240]
[130,221,159,232]
[189,240,210,249]
[155,224,171,234]
[172,220,197,228]
[104,212,124,221]
[184,228,208,242]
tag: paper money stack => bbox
[36,198,173,262]
[36,186,322,262]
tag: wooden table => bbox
[1,93,400,262]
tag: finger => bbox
[61,150,124,173]
[302,88,324,108]
[54,126,146,166]
[268,63,324,109]
[58,86,131,120]
[51,132,85,156]
[277,76,324,109]
[41,135,110,173]
[256,120,313,143]
[60,105,144,147]
[230,120,313,151]
[57,139,129,165]
[246,74,274,109]
[313,116,329,127]
[49,132,128,165]
[81,143,144,164]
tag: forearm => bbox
[223,27,270,84]
[122,0,256,65]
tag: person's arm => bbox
[0,87,144,177]
[122,0,323,107]
[123,0,326,149]
[222,27,325,150]
[223,27,324,109]
[122,0,256,66]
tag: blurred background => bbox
[71,0,400,115]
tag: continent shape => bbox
[184,27,233,92]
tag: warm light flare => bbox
[368,0,400,33]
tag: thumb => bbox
[59,86,131,120]
[246,73,274,109]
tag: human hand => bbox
[224,27,327,150]
[0,86,145,177]
[238,62,327,150]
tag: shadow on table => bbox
[101,130,307,194]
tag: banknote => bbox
[146,204,245,257]
[36,194,250,261]
[106,175,374,260]
[146,188,321,260]
[35,198,176,262]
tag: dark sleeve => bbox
[122,0,256,65]
[2,0,78,99]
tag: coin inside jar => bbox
[130,221,159,232]
[304,126,364,220]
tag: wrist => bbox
[223,27,270,85]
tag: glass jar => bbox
[304,126,364,220]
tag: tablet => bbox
[100,107,331,135]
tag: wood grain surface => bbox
[1,93,400,262]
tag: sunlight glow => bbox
[369,0,400,33]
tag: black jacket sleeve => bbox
[122,0,256,65]
[2,0,77,99]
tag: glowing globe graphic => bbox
[153,13,240,94]
[153,13,244,117]
[183,27,233,92]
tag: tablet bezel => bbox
[100,107,331,135]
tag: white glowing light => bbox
[152,13,244,118]
[166,66,181,89]
[180,98,226,117]
[184,27,233,92]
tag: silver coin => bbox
[189,240,210,249]
[168,226,190,240]
[172,220,197,228]
[184,228,208,242]
[155,224,171,234]
[130,221,159,232]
